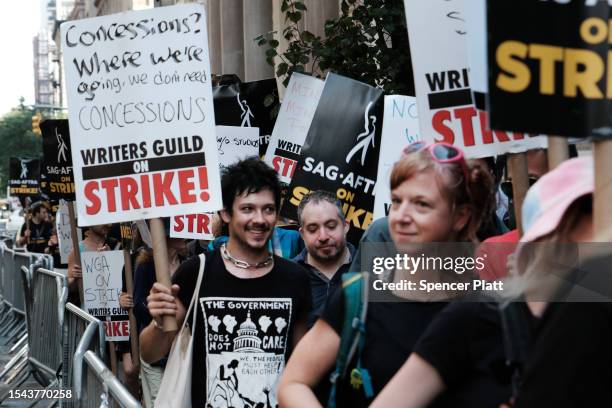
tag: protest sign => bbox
[56,200,82,264]
[282,73,384,244]
[81,250,129,341]
[171,213,214,240]
[488,1,612,138]
[119,222,134,252]
[61,4,222,226]
[264,73,325,184]
[170,126,258,240]
[213,78,280,156]
[8,157,40,198]
[40,120,75,200]
[373,96,420,220]
[215,125,259,165]
[403,0,547,157]
[465,0,487,110]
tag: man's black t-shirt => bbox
[20,221,53,253]
[173,249,311,408]
[321,287,447,407]
[414,302,515,407]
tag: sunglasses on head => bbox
[500,177,538,200]
[402,141,468,179]
[402,141,465,163]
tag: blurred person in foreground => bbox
[370,157,597,408]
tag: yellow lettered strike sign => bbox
[488,0,612,138]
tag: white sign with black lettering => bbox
[374,96,420,220]
[403,0,547,157]
[81,250,129,341]
[56,200,82,264]
[62,4,222,226]
[216,126,259,166]
[264,73,324,184]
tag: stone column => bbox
[206,0,222,75]
[243,0,274,81]
[220,0,245,79]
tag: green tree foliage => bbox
[0,101,42,193]
[255,0,414,95]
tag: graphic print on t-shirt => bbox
[200,297,292,408]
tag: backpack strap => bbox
[327,272,372,408]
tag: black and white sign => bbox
[214,78,280,157]
[81,250,129,341]
[404,0,547,156]
[9,157,40,197]
[282,73,384,244]
[40,119,75,200]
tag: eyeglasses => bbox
[500,177,538,200]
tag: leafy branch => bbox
[255,0,414,95]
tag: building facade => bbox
[44,0,340,107]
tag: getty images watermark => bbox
[360,242,612,302]
[371,252,503,293]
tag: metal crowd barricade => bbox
[28,267,68,385]
[13,250,34,311]
[83,351,140,408]
[0,246,27,345]
[0,244,12,327]
[63,303,106,407]
[0,252,60,402]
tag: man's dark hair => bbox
[297,190,345,226]
[30,201,46,216]
[221,157,281,214]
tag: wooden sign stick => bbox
[123,248,140,367]
[67,201,84,306]
[149,218,177,332]
[594,140,612,239]
[547,136,569,170]
[508,152,529,237]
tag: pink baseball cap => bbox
[520,156,594,243]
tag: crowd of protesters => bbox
[11,144,611,408]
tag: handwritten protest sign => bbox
[56,200,82,264]
[403,0,547,157]
[283,74,384,244]
[61,4,222,226]
[40,120,75,200]
[9,157,40,198]
[373,96,420,220]
[215,126,259,166]
[81,250,129,341]
[264,73,325,184]
[170,126,259,240]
